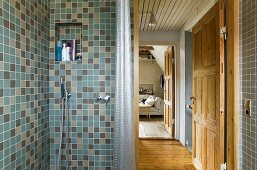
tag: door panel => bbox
[195,124,203,162]
[206,131,216,170]
[206,17,217,67]
[164,47,175,137]
[192,1,224,170]
[194,29,203,71]
[207,75,216,120]
[194,78,202,117]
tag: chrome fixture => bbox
[148,12,156,27]
[66,91,72,99]
[140,11,156,27]
[95,95,111,105]
[60,77,72,100]
[58,77,71,170]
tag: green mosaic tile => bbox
[0,0,50,169]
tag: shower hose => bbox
[57,93,70,170]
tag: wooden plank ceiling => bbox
[139,0,203,31]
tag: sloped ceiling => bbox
[149,45,169,71]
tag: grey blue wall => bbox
[185,31,192,151]
[0,0,50,169]
[239,0,257,169]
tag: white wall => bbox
[178,30,186,145]
[139,60,164,99]
[139,31,180,43]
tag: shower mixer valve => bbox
[95,95,110,105]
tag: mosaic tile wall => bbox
[0,0,50,170]
[240,0,257,169]
[49,0,116,169]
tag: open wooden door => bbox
[164,47,175,138]
[192,1,224,170]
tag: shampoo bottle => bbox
[56,41,62,61]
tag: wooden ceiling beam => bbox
[139,46,154,51]
[139,51,152,55]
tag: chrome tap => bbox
[95,95,110,105]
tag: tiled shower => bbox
[0,0,118,169]
[0,0,50,169]
[49,0,116,169]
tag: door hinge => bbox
[220,163,226,170]
[220,26,227,40]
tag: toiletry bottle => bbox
[56,41,62,61]
[62,43,67,61]
[75,53,82,61]
[66,47,71,61]
[71,39,76,61]
[66,42,71,61]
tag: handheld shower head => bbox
[60,77,65,99]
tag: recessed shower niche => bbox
[55,23,82,62]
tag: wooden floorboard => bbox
[138,139,195,170]
[139,117,172,138]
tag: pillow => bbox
[145,97,155,106]
[154,97,162,110]
[147,96,155,100]
[141,99,147,104]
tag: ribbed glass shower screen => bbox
[113,0,135,169]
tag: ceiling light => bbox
[148,12,156,27]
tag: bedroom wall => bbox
[139,60,164,99]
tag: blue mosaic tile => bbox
[0,0,50,169]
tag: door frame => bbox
[225,0,239,169]
[140,41,179,140]
[133,0,239,169]
[138,42,177,139]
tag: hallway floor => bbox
[139,117,172,138]
[138,140,195,170]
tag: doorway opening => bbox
[138,45,175,139]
